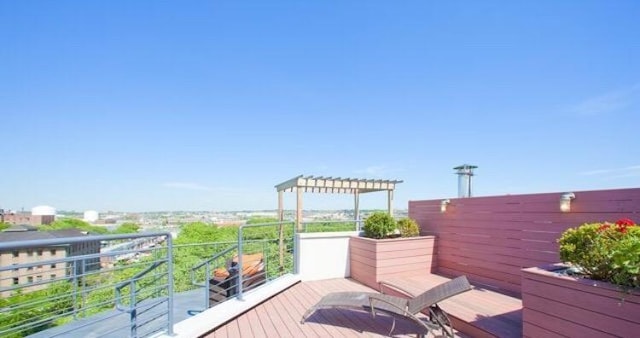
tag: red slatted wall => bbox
[409,188,640,296]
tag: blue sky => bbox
[1,1,639,212]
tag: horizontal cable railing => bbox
[237,221,297,301]
[0,219,364,337]
[115,261,170,338]
[0,232,173,338]
[190,244,237,311]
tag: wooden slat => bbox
[522,321,569,338]
[522,271,640,319]
[437,267,519,295]
[523,293,640,337]
[351,250,434,268]
[523,308,616,338]
[254,300,278,336]
[522,268,640,305]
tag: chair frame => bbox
[301,275,471,337]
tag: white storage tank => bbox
[83,210,99,223]
[32,205,56,216]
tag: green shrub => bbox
[397,217,420,237]
[363,212,397,239]
[558,218,640,288]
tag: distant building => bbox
[1,206,56,226]
[0,229,101,297]
[2,212,55,226]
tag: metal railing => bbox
[190,244,237,310]
[237,221,296,300]
[115,261,170,338]
[0,232,173,338]
[0,219,364,337]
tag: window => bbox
[12,278,19,285]
[27,276,33,284]
[51,264,57,269]
[12,251,19,258]
[37,265,42,270]
[36,275,42,282]
[27,266,33,271]
[50,274,56,280]
[27,250,33,257]
[37,249,43,256]
[50,249,56,255]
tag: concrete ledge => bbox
[169,274,301,338]
[297,231,360,239]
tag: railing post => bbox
[81,258,86,317]
[205,262,210,309]
[262,240,268,281]
[72,259,78,319]
[166,234,175,336]
[293,222,298,274]
[130,280,136,338]
[237,226,244,301]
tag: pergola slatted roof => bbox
[275,175,403,194]
[275,175,403,229]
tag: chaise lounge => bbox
[301,275,472,337]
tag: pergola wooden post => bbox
[277,190,284,271]
[275,175,403,230]
[354,189,360,222]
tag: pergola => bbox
[275,175,403,229]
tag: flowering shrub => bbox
[558,218,640,288]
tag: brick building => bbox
[0,229,101,297]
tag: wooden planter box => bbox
[349,235,436,290]
[522,264,640,337]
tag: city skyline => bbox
[2,1,639,212]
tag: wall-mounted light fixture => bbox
[440,199,451,213]
[560,192,575,212]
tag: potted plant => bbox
[397,217,420,238]
[350,212,436,290]
[521,218,640,337]
[362,212,398,239]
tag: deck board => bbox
[254,300,279,336]
[202,278,459,337]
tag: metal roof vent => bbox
[454,164,477,198]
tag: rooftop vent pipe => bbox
[454,164,477,198]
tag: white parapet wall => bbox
[296,231,359,281]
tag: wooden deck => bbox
[203,278,464,338]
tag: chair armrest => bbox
[378,280,416,297]
[368,294,410,317]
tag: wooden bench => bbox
[381,274,522,338]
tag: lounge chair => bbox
[301,275,471,337]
